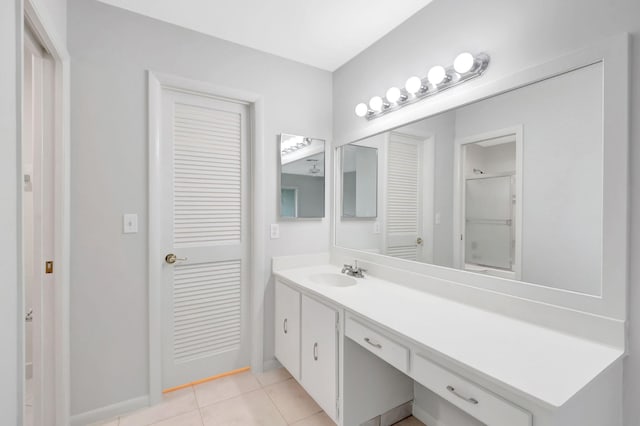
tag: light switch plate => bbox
[123,214,138,234]
[270,224,280,239]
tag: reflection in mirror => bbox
[460,135,519,279]
[336,62,603,295]
[341,144,378,218]
[279,134,325,219]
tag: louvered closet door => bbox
[385,134,423,261]
[160,88,250,389]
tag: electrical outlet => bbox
[373,222,381,234]
[270,223,280,239]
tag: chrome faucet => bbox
[341,261,366,278]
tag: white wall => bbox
[68,0,332,416]
[332,0,640,424]
[0,0,20,422]
[31,0,67,44]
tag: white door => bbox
[23,26,56,426]
[300,295,338,421]
[159,88,250,389]
[384,133,424,261]
[274,281,301,379]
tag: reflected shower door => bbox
[465,175,514,270]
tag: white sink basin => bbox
[309,272,357,287]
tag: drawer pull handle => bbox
[447,385,479,405]
[283,318,288,334]
[313,342,318,361]
[364,337,382,349]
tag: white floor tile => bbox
[119,387,198,426]
[264,379,322,424]
[290,411,336,426]
[150,409,203,426]
[254,367,292,387]
[200,388,287,426]
[194,371,261,408]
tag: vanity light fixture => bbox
[355,52,490,120]
[281,136,313,155]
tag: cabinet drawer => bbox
[412,354,532,426]
[345,316,409,373]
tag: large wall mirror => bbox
[341,144,378,219]
[336,62,607,296]
[279,134,325,219]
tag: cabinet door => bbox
[275,281,301,379]
[301,295,338,421]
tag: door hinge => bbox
[45,261,54,274]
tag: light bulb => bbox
[386,87,402,103]
[369,96,384,112]
[405,76,423,94]
[427,65,447,86]
[454,52,475,74]
[355,103,369,117]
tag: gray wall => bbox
[332,0,640,424]
[1,0,20,422]
[68,0,332,415]
[281,173,325,218]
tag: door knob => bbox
[416,237,424,245]
[165,253,187,264]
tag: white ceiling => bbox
[96,0,434,71]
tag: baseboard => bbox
[70,395,149,426]
[263,358,283,372]
[413,404,450,426]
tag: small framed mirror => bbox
[279,134,325,219]
[341,144,378,219]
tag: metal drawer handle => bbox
[283,318,288,334]
[364,337,382,349]
[313,342,318,361]
[447,385,479,405]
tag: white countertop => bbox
[274,264,624,410]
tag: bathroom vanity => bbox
[271,34,629,426]
[272,256,624,426]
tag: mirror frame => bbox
[331,34,629,322]
[339,144,379,220]
[278,133,326,220]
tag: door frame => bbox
[453,126,523,280]
[148,71,265,404]
[20,1,71,425]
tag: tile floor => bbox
[89,368,425,426]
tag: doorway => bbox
[454,128,523,280]
[148,73,264,402]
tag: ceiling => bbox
[96,0,434,71]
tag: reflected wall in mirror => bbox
[279,134,325,219]
[341,144,378,219]
[336,62,603,295]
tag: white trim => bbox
[69,395,149,426]
[331,33,629,322]
[148,71,265,404]
[23,2,71,425]
[453,126,523,280]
